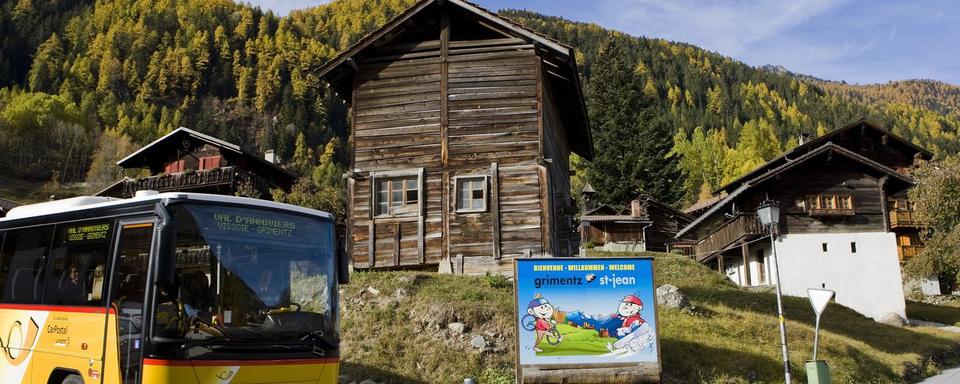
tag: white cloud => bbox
[599,0,849,56]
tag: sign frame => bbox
[513,257,662,383]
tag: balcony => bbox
[898,245,923,261]
[112,166,273,197]
[889,210,920,229]
[694,214,769,261]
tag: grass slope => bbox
[340,255,960,383]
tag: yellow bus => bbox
[0,192,347,384]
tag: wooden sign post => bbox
[513,257,661,383]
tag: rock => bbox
[877,312,907,327]
[359,380,384,384]
[364,286,381,296]
[469,335,488,349]
[394,288,409,300]
[448,322,468,334]
[656,284,690,309]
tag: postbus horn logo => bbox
[0,317,40,365]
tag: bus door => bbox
[108,220,155,384]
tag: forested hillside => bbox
[0,0,956,208]
[499,10,960,205]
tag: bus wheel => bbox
[61,374,83,384]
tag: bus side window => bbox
[0,226,54,304]
[42,220,113,306]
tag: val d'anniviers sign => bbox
[514,257,661,383]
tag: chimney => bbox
[264,150,276,164]
[798,133,811,146]
[631,199,642,218]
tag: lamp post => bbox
[757,200,792,383]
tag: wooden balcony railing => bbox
[117,166,272,197]
[694,214,768,261]
[898,245,923,261]
[889,210,920,229]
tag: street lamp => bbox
[757,200,792,383]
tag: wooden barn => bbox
[97,127,294,199]
[579,196,694,253]
[316,0,592,274]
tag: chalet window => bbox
[198,156,222,170]
[164,160,185,174]
[455,176,487,213]
[374,175,420,217]
[806,194,854,216]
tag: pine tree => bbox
[585,39,684,206]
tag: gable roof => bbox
[677,142,915,238]
[117,127,294,180]
[714,119,933,195]
[314,0,592,159]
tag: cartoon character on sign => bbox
[606,294,655,354]
[521,295,564,352]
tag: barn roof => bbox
[714,119,932,195]
[117,127,295,180]
[315,0,592,159]
[676,142,915,238]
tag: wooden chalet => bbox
[97,128,294,199]
[677,119,935,319]
[316,0,592,273]
[579,196,693,253]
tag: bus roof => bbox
[1,192,334,222]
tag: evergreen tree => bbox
[585,39,684,206]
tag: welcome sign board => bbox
[514,257,661,382]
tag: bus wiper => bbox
[299,330,338,350]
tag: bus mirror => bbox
[337,243,350,285]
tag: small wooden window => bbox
[163,160,185,174]
[198,155,222,170]
[374,176,419,217]
[455,176,487,213]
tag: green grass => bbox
[534,323,617,356]
[907,300,960,326]
[340,255,960,383]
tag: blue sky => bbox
[247,0,960,85]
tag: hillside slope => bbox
[340,255,960,383]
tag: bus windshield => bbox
[153,204,336,352]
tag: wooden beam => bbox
[491,162,501,260]
[879,176,890,232]
[440,9,452,264]
[394,222,401,266]
[417,167,425,264]
[741,241,751,286]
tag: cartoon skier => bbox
[525,296,564,352]
[606,294,655,354]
